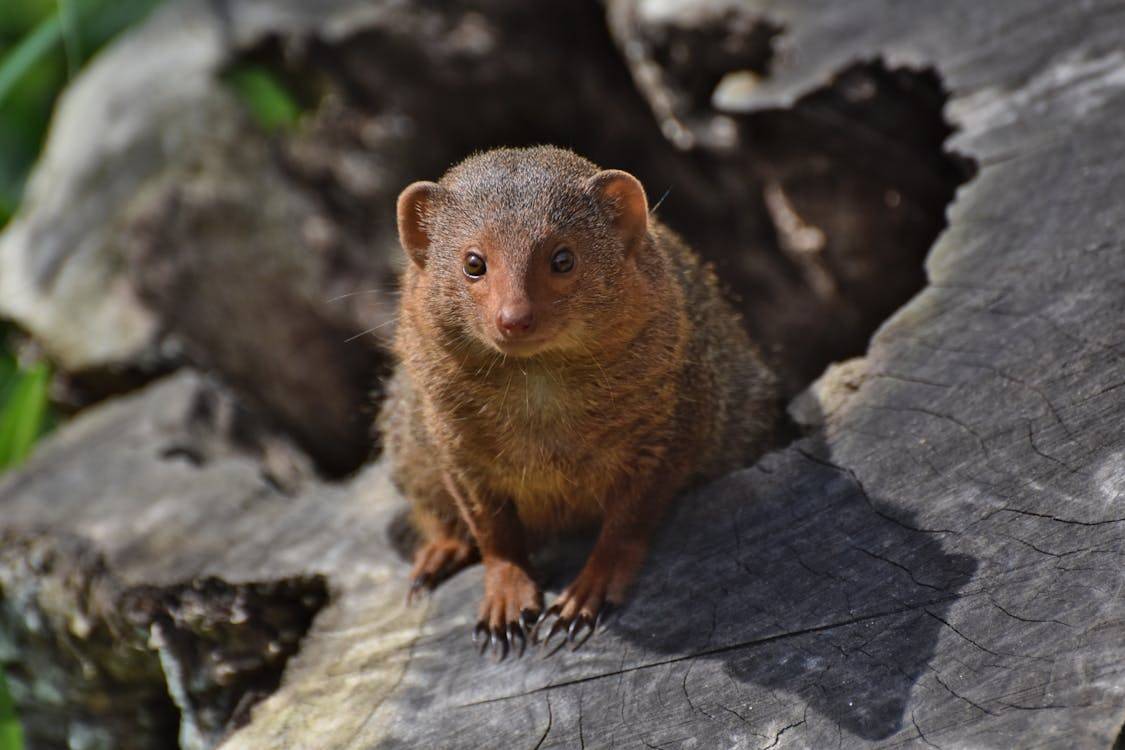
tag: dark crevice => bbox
[0,534,182,750]
[642,10,782,121]
[0,530,330,750]
[123,575,329,748]
[729,61,977,393]
[53,358,182,418]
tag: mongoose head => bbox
[396,146,650,358]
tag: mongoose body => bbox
[378,146,777,656]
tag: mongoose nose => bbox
[496,305,535,337]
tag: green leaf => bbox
[0,360,49,469]
[58,0,83,81]
[0,0,167,233]
[0,11,63,108]
[224,65,303,132]
[0,667,23,750]
[0,193,13,225]
[0,1,56,39]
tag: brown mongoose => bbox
[378,146,778,658]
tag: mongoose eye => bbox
[551,246,575,274]
[463,252,487,279]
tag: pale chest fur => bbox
[431,363,649,532]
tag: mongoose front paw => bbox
[408,537,479,603]
[534,562,628,656]
[474,559,542,661]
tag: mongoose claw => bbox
[406,573,431,605]
[472,622,490,655]
[537,613,568,657]
[530,604,562,645]
[567,614,595,651]
[520,608,540,634]
[508,623,527,657]
[410,538,480,600]
[540,626,569,660]
[594,602,617,633]
[490,628,509,662]
[530,604,558,638]
[533,599,615,656]
[475,560,542,658]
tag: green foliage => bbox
[0,352,50,470]
[0,3,170,747]
[0,327,49,750]
[224,64,303,132]
[0,0,166,228]
[0,667,22,750]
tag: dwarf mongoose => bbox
[378,146,778,658]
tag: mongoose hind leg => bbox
[407,510,479,602]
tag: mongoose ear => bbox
[396,181,442,267]
[586,170,649,255]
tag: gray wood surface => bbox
[1,0,1124,748]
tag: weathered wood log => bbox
[2,0,1125,748]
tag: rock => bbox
[0,0,396,474]
[0,0,232,372]
[0,372,364,749]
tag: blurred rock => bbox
[0,0,232,373]
[0,0,393,474]
[0,372,331,750]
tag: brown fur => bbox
[378,146,777,646]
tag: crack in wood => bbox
[459,595,961,708]
[759,706,808,750]
[531,695,553,750]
